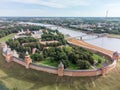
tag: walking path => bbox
[67,38,114,56]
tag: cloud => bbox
[102,1,120,17]
[0,9,47,16]
[12,0,65,8]
[1,0,90,8]
[106,3,120,7]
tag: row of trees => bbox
[41,30,67,45]
[6,37,39,58]
[6,29,67,59]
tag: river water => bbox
[25,22,120,52]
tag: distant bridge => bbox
[29,23,107,41]
[67,33,107,41]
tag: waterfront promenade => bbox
[67,38,115,56]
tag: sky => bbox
[0,0,120,17]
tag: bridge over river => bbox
[70,33,107,41]
[25,22,120,52]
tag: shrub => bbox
[77,60,91,69]
[98,58,102,64]
[61,59,70,68]
[31,53,44,61]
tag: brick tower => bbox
[112,51,119,61]
[25,51,32,68]
[58,62,64,76]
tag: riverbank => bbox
[68,27,120,39]
[56,25,120,39]
[107,34,120,39]
[66,27,120,39]
[27,22,120,39]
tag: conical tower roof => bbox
[58,62,64,68]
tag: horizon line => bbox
[0,16,120,18]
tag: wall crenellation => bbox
[1,42,118,77]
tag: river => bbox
[24,22,120,52]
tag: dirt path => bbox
[67,38,114,56]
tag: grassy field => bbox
[0,48,120,90]
[0,34,120,90]
[35,54,107,70]
[0,33,15,43]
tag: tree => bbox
[19,53,25,59]
[61,59,69,68]
[68,52,78,64]
[31,53,43,61]
[77,60,91,69]
[98,58,102,64]
[56,51,67,61]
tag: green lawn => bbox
[36,59,79,70]
[0,33,15,43]
[92,54,107,68]
[35,59,58,67]
[35,54,107,70]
